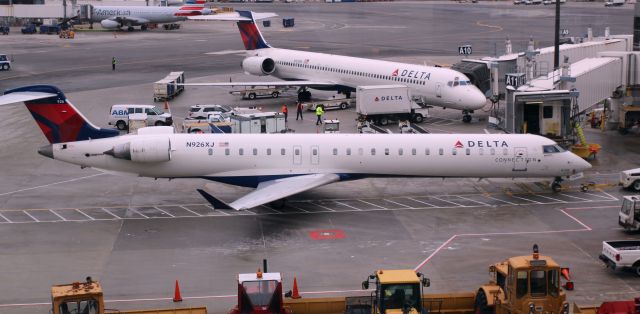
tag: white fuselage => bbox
[248,48,487,111]
[49,133,589,185]
[91,6,189,24]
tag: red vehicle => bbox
[230,270,291,314]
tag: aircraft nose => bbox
[570,153,592,172]
[468,88,486,110]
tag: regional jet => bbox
[0,85,591,210]
[186,11,487,123]
[90,4,212,31]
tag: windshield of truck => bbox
[530,270,546,297]
[0,55,6,61]
[242,280,277,307]
[189,107,201,112]
[58,299,99,314]
[622,200,632,216]
[381,284,421,313]
[516,271,528,298]
[548,269,559,297]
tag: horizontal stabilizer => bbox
[197,189,232,210]
[0,92,57,106]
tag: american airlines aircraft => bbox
[90,4,212,31]
[0,85,591,210]
[187,11,487,123]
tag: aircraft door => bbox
[293,145,302,165]
[435,83,442,98]
[310,146,319,165]
[513,147,527,171]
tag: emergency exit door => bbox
[293,145,302,165]
[513,147,527,171]
[310,146,319,165]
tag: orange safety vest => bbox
[282,105,288,113]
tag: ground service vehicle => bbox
[357,85,429,125]
[323,119,340,133]
[51,277,207,314]
[182,114,232,133]
[574,297,640,314]
[620,168,640,191]
[605,0,624,6]
[0,25,9,35]
[21,24,37,34]
[59,29,75,39]
[0,54,10,71]
[230,270,290,314]
[40,24,61,34]
[108,104,173,130]
[599,240,640,275]
[618,104,640,134]
[304,98,353,111]
[154,71,185,102]
[473,245,571,314]
[618,196,640,231]
[230,87,286,100]
[187,104,233,119]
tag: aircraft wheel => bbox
[116,120,127,130]
[248,93,256,100]
[463,114,472,123]
[127,26,134,32]
[379,117,389,126]
[413,114,424,123]
[271,91,279,98]
[552,182,562,193]
[340,102,348,110]
[141,25,148,31]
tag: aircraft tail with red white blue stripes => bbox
[236,11,272,50]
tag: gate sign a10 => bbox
[458,45,472,55]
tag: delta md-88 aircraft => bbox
[186,11,487,123]
[0,86,590,210]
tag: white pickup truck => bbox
[599,240,640,276]
[620,168,640,192]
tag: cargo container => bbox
[153,71,185,102]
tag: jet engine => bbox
[105,137,171,163]
[241,57,276,76]
[100,19,121,29]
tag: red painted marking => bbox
[309,229,345,240]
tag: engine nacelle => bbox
[241,56,276,76]
[105,137,171,163]
[100,19,120,29]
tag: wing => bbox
[188,12,277,21]
[181,80,338,89]
[0,92,57,106]
[199,173,341,210]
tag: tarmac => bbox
[0,1,638,313]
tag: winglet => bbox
[197,189,234,210]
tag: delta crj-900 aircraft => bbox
[186,11,487,123]
[0,86,591,210]
[89,2,211,31]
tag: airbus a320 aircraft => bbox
[90,4,212,31]
[0,85,591,210]
[187,11,487,123]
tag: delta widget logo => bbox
[391,69,399,77]
[454,140,464,148]
[374,97,379,101]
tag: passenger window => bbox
[398,148,403,156]
[208,148,213,156]
[295,149,300,156]
[313,149,317,156]
[239,148,244,156]
[225,148,230,156]
[347,148,351,155]
[412,148,416,156]
[333,148,338,155]
[466,148,470,155]
[281,148,286,155]
[253,148,258,156]
[128,108,135,114]
[267,148,271,155]
[438,148,443,156]
[371,148,376,156]
[135,108,143,113]
[385,148,389,156]
[452,148,457,155]
[425,148,430,155]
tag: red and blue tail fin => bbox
[3,85,119,144]
[236,11,271,50]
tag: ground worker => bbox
[282,104,288,122]
[315,105,324,125]
[296,101,304,120]
[112,57,117,71]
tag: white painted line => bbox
[334,201,362,211]
[414,235,458,271]
[127,207,149,219]
[101,208,121,219]
[49,210,67,222]
[286,203,310,213]
[532,194,566,203]
[179,205,203,217]
[0,173,103,197]
[259,205,281,214]
[431,196,465,207]
[563,205,619,211]
[560,209,593,231]
[483,195,517,205]
[509,195,542,204]
[0,212,11,223]
[153,206,175,218]
[600,190,620,201]
[455,195,489,206]
[406,197,436,207]
[242,209,257,215]
[75,209,96,221]
[557,193,591,201]
[384,199,411,208]
[358,200,386,209]
[310,202,335,211]
[214,209,231,216]
[22,211,40,222]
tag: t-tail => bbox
[2,85,119,144]
[236,11,272,50]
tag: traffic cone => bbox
[291,277,301,299]
[173,279,183,302]
[164,100,170,111]
[561,268,574,291]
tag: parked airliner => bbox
[90,4,212,31]
[0,86,590,210]
[187,11,487,123]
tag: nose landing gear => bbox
[462,110,473,123]
[551,177,563,192]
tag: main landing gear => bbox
[298,88,311,102]
[462,110,472,123]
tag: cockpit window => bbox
[542,145,565,154]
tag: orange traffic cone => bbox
[291,277,301,299]
[561,268,574,291]
[173,279,183,302]
[164,100,170,111]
